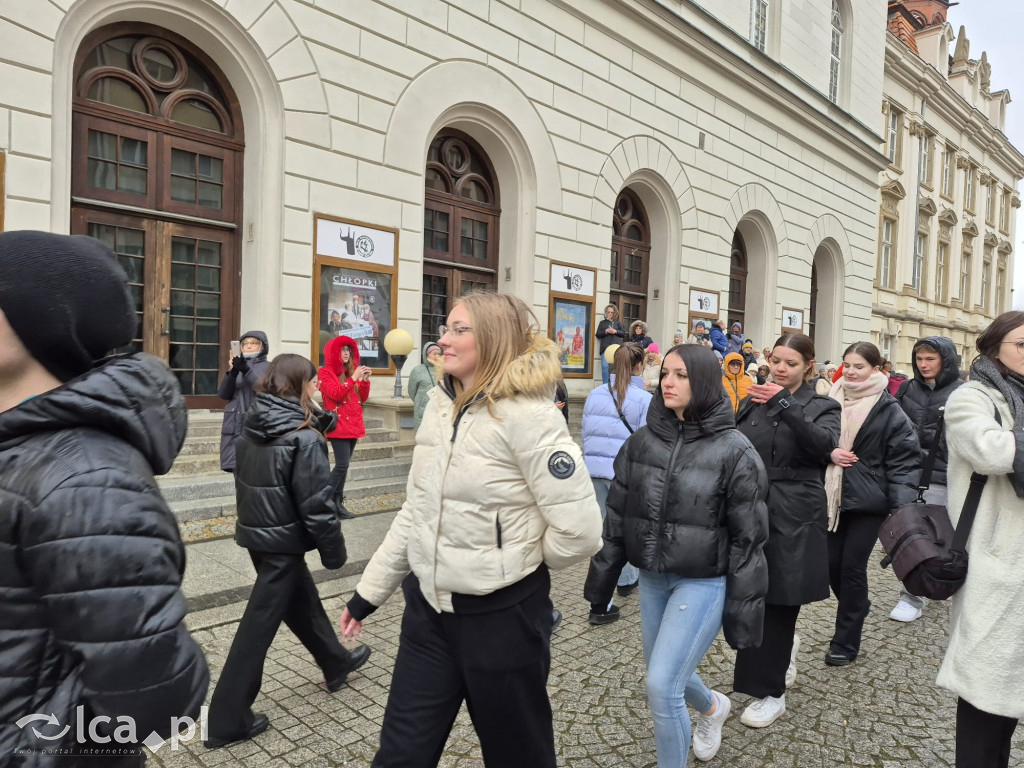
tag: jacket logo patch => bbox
[548,451,575,479]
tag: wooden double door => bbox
[72,208,237,407]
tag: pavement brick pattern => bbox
[152,548,1023,767]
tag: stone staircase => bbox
[158,411,414,542]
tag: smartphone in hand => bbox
[230,340,241,357]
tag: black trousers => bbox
[329,438,357,500]
[207,552,355,738]
[373,574,556,768]
[733,603,801,699]
[956,697,1020,768]
[827,511,881,658]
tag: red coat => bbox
[318,336,370,439]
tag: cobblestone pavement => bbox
[153,546,1022,767]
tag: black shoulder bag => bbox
[608,383,634,434]
[878,409,994,600]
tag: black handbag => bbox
[878,411,991,600]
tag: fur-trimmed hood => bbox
[441,334,563,401]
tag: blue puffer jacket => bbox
[581,374,652,479]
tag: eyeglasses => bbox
[439,324,473,337]
[1000,340,1024,354]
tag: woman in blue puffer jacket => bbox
[582,342,651,623]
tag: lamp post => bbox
[383,328,415,399]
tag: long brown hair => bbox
[612,342,645,407]
[256,354,319,431]
[449,292,540,418]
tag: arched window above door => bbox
[729,230,748,329]
[610,188,651,332]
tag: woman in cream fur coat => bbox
[941,310,1024,768]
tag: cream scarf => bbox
[824,371,889,531]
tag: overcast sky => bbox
[945,1,1024,307]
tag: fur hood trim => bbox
[491,333,564,399]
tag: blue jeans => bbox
[639,572,726,768]
[592,479,639,589]
[601,355,610,384]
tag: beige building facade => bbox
[875,1,1024,371]
[0,0,890,403]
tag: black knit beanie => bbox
[0,231,135,382]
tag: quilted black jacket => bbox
[233,393,346,568]
[0,354,208,766]
[584,393,769,649]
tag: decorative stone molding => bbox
[955,153,971,170]
[881,179,906,200]
[908,119,927,138]
[937,208,959,227]
[962,219,979,238]
[918,196,938,217]
[984,232,999,247]
[1012,192,1021,209]
[997,239,1013,255]
[979,170,995,186]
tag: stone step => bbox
[344,476,408,500]
[170,495,236,523]
[166,455,222,477]
[352,440,416,461]
[178,437,221,456]
[344,456,413,482]
[159,474,235,503]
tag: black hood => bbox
[0,353,186,475]
[647,386,737,443]
[240,329,270,361]
[242,392,312,442]
[911,336,960,389]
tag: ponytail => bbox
[612,343,645,406]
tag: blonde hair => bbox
[450,292,544,419]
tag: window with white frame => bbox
[941,146,955,197]
[965,165,976,211]
[919,133,933,186]
[829,1,843,104]
[913,233,926,291]
[878,217,895,288]
[936,241,948,301]
[751,0,768,52]
[982,247,993,310]
[880,332,897,363]
[886,108,902,166]
[986,182,996,224]
[999,188,1010,232]
[997,260,1007,314]
[960,252,971,305]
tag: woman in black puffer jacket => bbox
[823,341,920,667]
[205,354,371,749]
[585,344,768,766]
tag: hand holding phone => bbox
[230,340,241,358]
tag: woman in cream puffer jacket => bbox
[340,292,602,768]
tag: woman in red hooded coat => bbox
[318,336,371,517]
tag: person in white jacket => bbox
[941,310,1024,768]
[339,291,603,768]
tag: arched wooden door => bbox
[610,188,650,331]
[70,24,244,407]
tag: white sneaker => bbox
[785,634,801,688]
[889,599,923,622]
[740,694,786,728]
[692,690,731,761]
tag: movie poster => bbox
[552,299,591,373]
[317,266,392,369]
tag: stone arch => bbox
[384,59,561,324]
[720,183,787,349]
[806,214,850,363]
[54,0,289,345]
[590,136,698,350]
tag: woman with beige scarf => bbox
[823,342,920,667]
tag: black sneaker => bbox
[551,609,563,633]
[326,645,372,691]
[588,604,621,626]
[824,650,853,667]
[616,582,638,598]
[203,714,269,749]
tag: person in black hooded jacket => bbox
[823,342,920,667]
[0,231,208,767]
[204,354,371,749]
[585,343,768,765]
[887,335,963,623]
[218,330,270,472]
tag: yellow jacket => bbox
[722,352,751,413]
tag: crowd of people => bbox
[1,238,1020,768]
